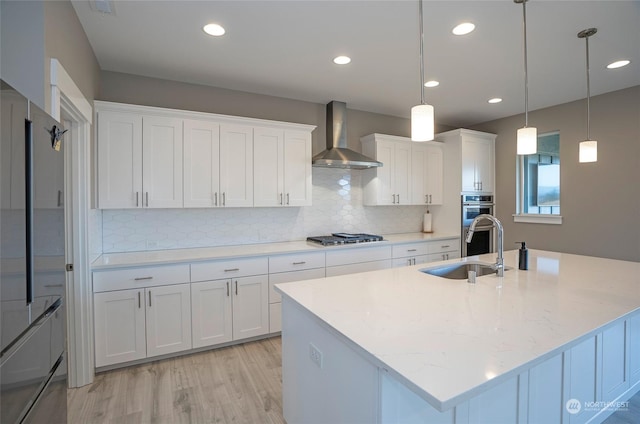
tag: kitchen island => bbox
[275,250,640,424]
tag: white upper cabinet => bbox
[96,101,314,209]
[220,124,254,207]
[410,143,443,205]
[142,116,183,208]
[183,120,221,207]
[437,129,496,194]
[254,128,312,207]
[361,133,442,206]
[97,110,143,209]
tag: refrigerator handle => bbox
[25,118,34,305]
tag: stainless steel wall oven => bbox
[461,195,494,256]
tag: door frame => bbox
[50,58,94,387]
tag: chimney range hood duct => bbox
[312,101,382,169]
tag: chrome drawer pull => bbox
[441,245,450,248]
[134,276,153,281]
[292,261,306,265]
[224,268,240,272]
[407,249,417,252]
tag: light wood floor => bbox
[69,334,640,424]
[68,336,285,424]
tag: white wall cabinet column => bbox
[361,134,411,206]
[183,119,220,208]
[96,110,143,209]
[254,128,312,207]
[219,124,254,207]
[145,283,192,358]
[142,116,183,208]
[411,143,443,206]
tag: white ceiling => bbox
[71,0,640,128]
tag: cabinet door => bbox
[253,127,284,207]
[31,106,65,209]
[393,142,411,205]
[461,137,479,192]
[191,280,233,348]
[145,284,192,357]
[142,116,183,208]
[232,275,269,340]
[283,130,312,206]
[600,320,630,402]
[474,136,494,193]
[97,111,143,209]
[183,119,220,207]
[410,144,428,205]
[220,124,253,207]
[94,289,146,367]
[1,90,27,209]
[374,140,395,205]
[425,144,443,205]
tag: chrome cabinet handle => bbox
[148,290,152,307]
[138,291,141,308]
[287,193,290,205]
[441,245,450,249]
[57,190,62,207]
[397,194,400,204]
[292,261,306,265]
[425,195,428,204]
[214,192,218,206]
[136,192,139,207]
[134,276,153,281]
[392,194,395,204]
[222,192,226,206]
[44,284,64,288]
[226,281,230,297]
[224,268,239,272]
[145,192,149,207]
[429,194,432,204]
[280,193,283,205]
[235,280,238,295]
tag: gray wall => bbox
[99,71,454,157]
[472,86,640,262]
[1,0,46,107]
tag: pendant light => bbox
[411,0,434,142]
[515,0,537,155]
[578,28,598,163]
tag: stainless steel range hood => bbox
[312,101,382,169]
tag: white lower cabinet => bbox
[268,267,325,333]
[191,275,269,348]
[392,239,460,268]
[94,283,191,368]
[325,245,393,277]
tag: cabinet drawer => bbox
[392,255,429,268]
[326,260,393,277]
[269,252,325,273]
[93,264,190,293]
[191,257,268,282]
[325,245,392,267]
[427,239,459,254]
[269,267,325,303]
[392,243,429,258]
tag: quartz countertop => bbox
[91,232,458,269]
[275,249,640,411]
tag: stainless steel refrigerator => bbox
[1,80,67,423]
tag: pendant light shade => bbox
[411,104,434,142]
[517,127,537,155]
[515,0,537,155]
[578,28,598,163]
[411,0,434,142]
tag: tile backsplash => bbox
[98,168,432,253]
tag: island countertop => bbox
[275,249,640,411]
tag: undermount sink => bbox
[420,261,510,280]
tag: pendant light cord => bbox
[585,35,591,140]
[522,0,529,127]
[418,0,425,105]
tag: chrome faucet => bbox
[465,214,504,277]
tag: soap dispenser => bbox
[515,241,528,270]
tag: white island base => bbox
[278,251,640,424]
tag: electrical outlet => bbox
[309,343,323,369]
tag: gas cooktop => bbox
[306,233,384,246]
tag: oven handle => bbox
[463,203,495,207]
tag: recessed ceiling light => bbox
[452,22,475,36]
[488,98,503,104]
[607,60,630,69]
[424,80,439,88]
[203,23,225,37]
[333,56,351,65]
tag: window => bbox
[515,132,562,224]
